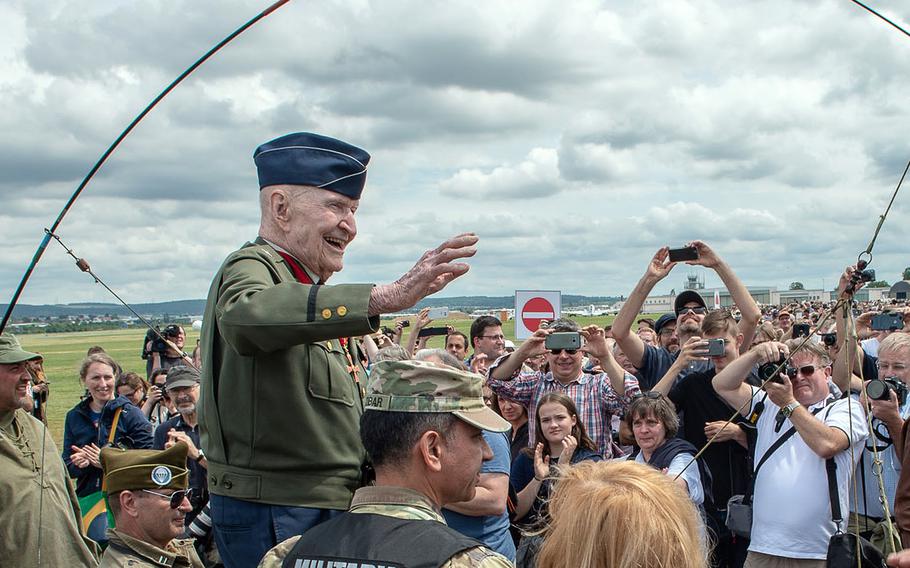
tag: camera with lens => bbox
[141,326,169,359]
[820,332,837,347]
[758,355,787,384]
[866,377,908,406]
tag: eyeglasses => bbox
[479,335,506,341]
[785,365,818,378]
[548,348,578,356]
[632,391,663,400]
[141,488,191,509]
[676,306,707,317]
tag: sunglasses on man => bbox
[141,488,192,509]
[785,365,820,378]
[548,348,578,356]
[675,306,707,317]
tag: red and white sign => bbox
[515,290,561,339]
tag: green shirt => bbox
[0,409,99,567]
[200,239,378,508]
[100,529,203,568]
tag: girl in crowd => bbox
[491,392,529,462]
[62,353,154,498]
[511,393,602,526]
[537,460,708,568]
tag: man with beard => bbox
[613,241,760,390]
[0,334,99,566]
[154,366,207,526]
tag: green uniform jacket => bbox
[100,529,203,568]
[199,238,378,508]
[0,409,99,567]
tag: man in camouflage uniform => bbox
[0,333,99,566]
[99,443,204,568]
[258,359,514,568]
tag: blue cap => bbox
[253,132,370,199]
[654,313,676,334]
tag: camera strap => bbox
[744,404,826,506]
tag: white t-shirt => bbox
[747,388,868,560]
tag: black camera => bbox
[866,377,909,406]
[758,356,787,384]
[141,326,169,359]
[858,268,876,283]
[820,332,837,347]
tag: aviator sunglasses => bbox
[141,488,192,509]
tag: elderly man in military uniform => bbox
[0,333,99,566]
[99,442,204,567]
[258,359,513,568]
[199,132,479,567]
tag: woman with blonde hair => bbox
[537,460,708,568]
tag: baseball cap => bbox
[365,360,510,432]
[164,366,200,391]
[674,291,707,315]
[654,313,677,334]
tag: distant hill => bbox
[4,294,622,320]
[2,300,206,320]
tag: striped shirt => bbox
[487,356,640,458]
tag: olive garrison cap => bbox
[253,132,371,199]
[0,333,41,365]
[101,442,189,493]
[365,360,510,433]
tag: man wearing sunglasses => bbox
[713,339,868,566]
[488,319,640,458]
[99,442,203,567]
[613,241,761,390]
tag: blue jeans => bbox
[210,494,342,568]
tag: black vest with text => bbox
[282,512,483,568]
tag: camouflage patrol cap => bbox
[366,360,510,432]
[101,442,190,494]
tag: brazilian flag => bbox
[78,491,114,547]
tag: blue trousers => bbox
[210,494,342,568]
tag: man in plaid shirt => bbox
[487,319,640,458]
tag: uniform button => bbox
[337,306,347,317]
[322,308,332,320]
[223,480,233,489]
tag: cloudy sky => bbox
[3,0,910,308]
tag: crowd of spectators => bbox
[8,240,910,568]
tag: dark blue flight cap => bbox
[253,132,371,199]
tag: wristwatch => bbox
[780,401,800,419]
[195,449,205,463]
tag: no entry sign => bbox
[515,290,561,340]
